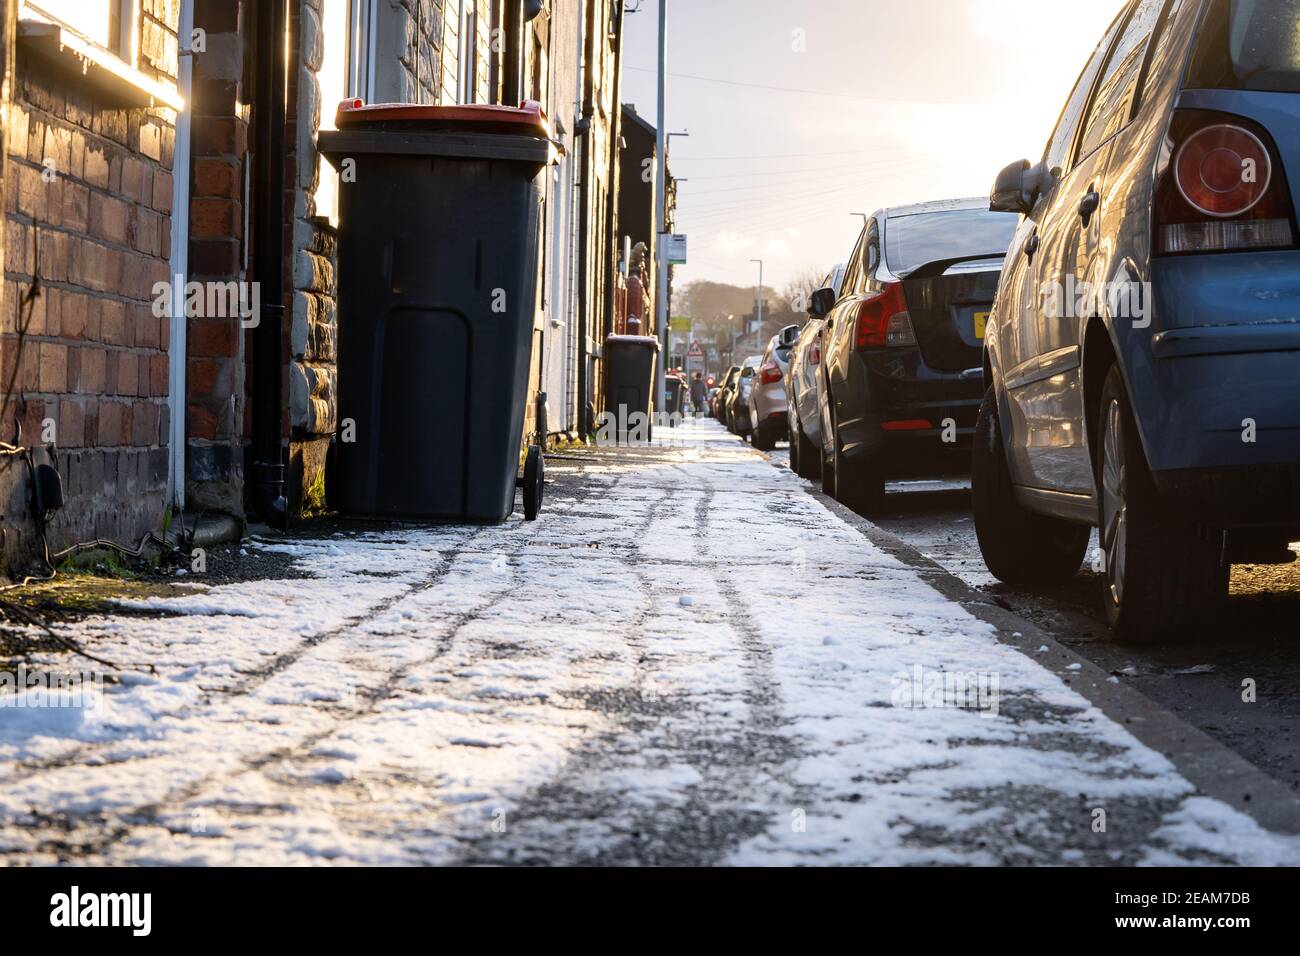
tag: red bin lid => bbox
[335,98,553,139]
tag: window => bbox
[458,0,479,104]
[1187,0,1300,94]
[1140,0,1188,102]
[838,228,868,297]
[1043,10,1127,173]
[884,209,1019,276]
[24,0,137,62]
[1076,0,1168,160]
[316,0,374,226]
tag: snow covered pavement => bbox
[1,419,1296,865]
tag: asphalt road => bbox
[766,444,1300,795]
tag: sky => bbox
[620,0,1128,293]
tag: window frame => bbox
[1041,4,1131,176]
[1074,0,1175,165]
[24,0,139,64]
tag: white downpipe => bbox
[166,0,194,510]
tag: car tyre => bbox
[827,403,885,515]
[1096,367,1227,642]
[753,421,777,451]
[972,386,1089,585]
[790,415,821,480]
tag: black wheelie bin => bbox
[320,99,557,522]
[602,334,660,444]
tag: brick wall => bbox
[0,1,178,574]
[187,0,248,514]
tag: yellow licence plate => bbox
[974,312,990,340]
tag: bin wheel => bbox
[522,445,545,521]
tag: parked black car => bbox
[814,198,1018,512]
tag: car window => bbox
[1044,10,1128,173]
[1076,0,1168,161]
[1187,0,1300,94]
[1140,0,1190,103]
[839,227,868,296]
[865,221,881,275]
[884,209,1020,276]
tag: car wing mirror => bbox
[990,158,1049,216]
[808,287,837,319]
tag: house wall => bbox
[187,0,248,515]
[0,0,178,575]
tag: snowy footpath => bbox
[0,420,1296,865]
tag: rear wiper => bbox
[902,253,1007,281]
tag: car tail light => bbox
[1156,110,1298,255]
[810,342,821,365]
[855,282,916,348]
[759,362,782,384]
[881,419,931,431]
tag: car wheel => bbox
[1096,367,1227,642]
[797,419,822,481]
[753,422,776,451]
[820,396,836,498]
[828,404,885,515]
[972,385,1089,586]
[788,418,802,472]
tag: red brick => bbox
[78,347,106,393]
[57,399,85,447]
[150,355,169,396]
[100,300,127,345]
[84,144,110,189]
[153,170,174,213]
[97,401,124,446]
[89,192,129,244]
[39,342,68,392]
[193,117,238,156]
[116,351,139,397]
[194,159,238,198]
[1,339,38,390]
[189,317,237,357]
[190,198,237,239]
[121,157,147,204]
[61,181,89,231]
[61,293,89,340]
[42,288,62,336]
[133,305,160,348]
[188,403,218,441]
[17,163,46,219]
[132,401,160,446]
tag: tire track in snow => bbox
[456,461,805,865]
[1,526,488,783]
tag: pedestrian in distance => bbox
[690,371,708,419]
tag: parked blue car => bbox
[974,0,1300,641]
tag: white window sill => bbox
[18,19,184,111]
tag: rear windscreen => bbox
[1187,0,1300,93]
[884,209,1019,276]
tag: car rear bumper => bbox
[1154,463,1300,529]
[1135,334,1300,473]
[833,350,983,478]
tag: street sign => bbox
[670,316,692,333]
[686,340,705,375]
[662,233,688,265]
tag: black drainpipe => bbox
[602,0,625,341]
[574,0,597,436]
[251,0,288,526]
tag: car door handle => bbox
[1025,233,1040,262]
[1079,189,1100,227]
